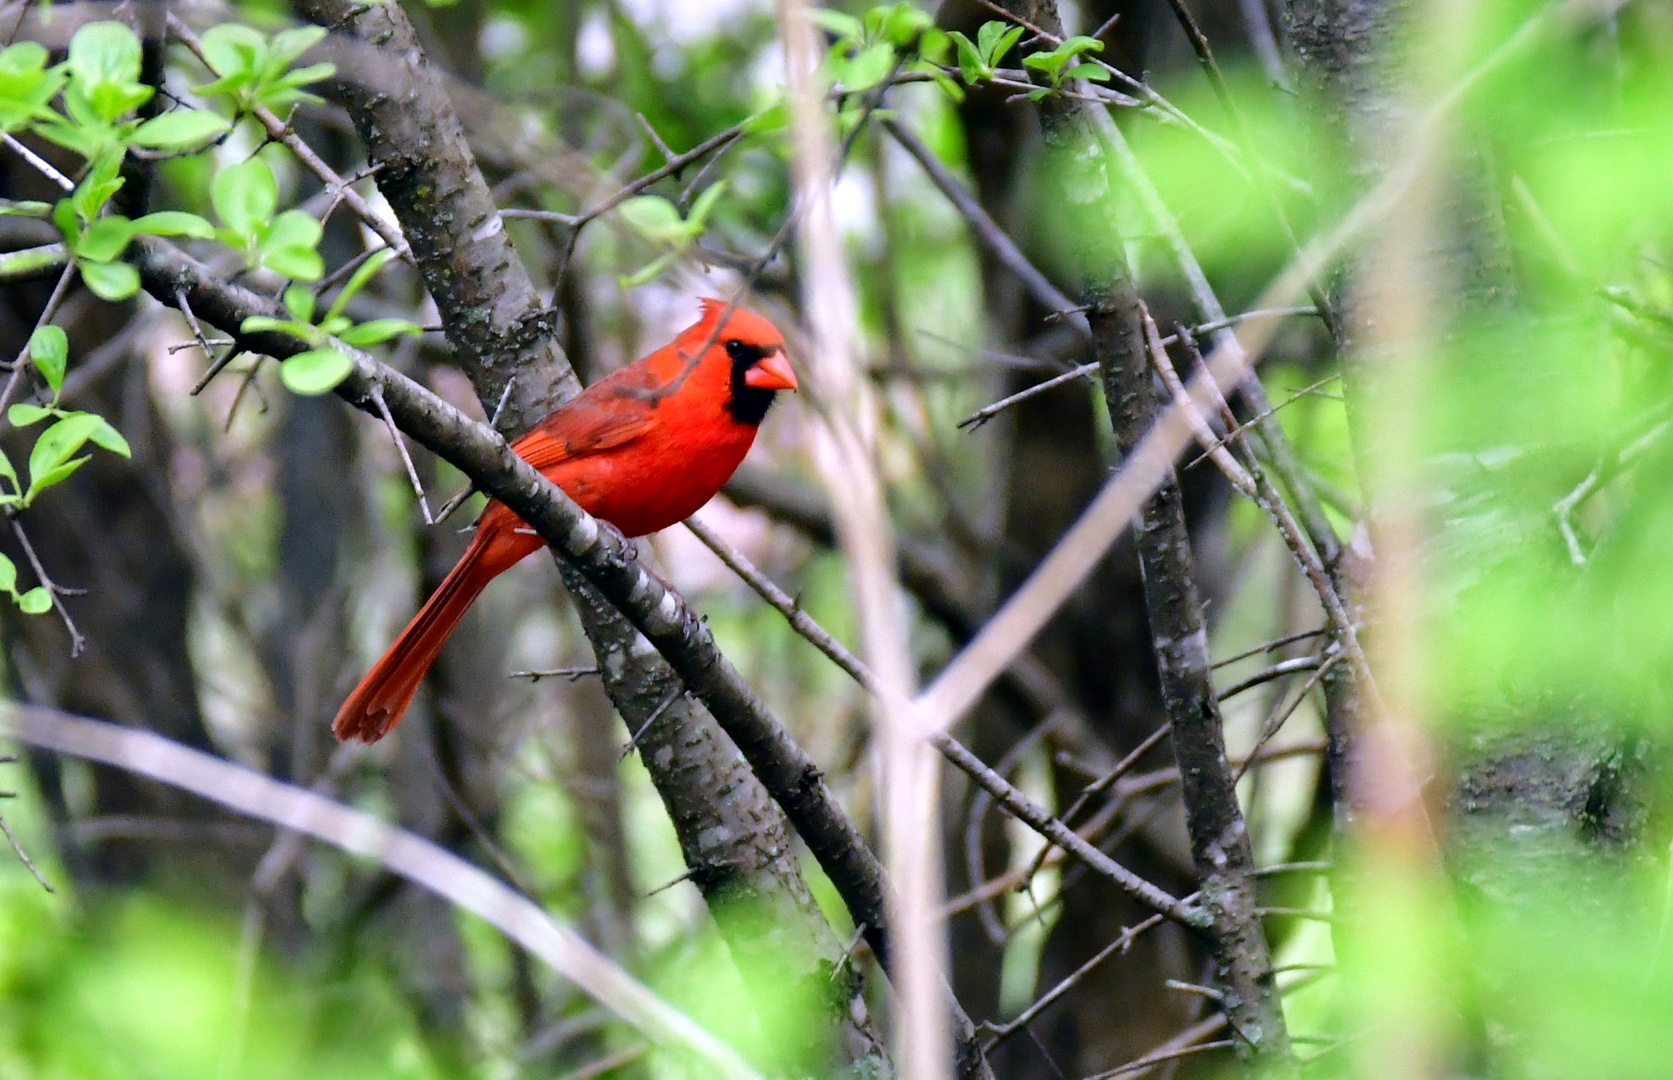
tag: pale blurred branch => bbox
[0,704,762,1080]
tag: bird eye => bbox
[724,339,745,359]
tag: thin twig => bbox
[509,667,599,682]
[1211,627,1327,670]
[1081,1040,1237,1080]
[1,132,73,190]
[958,362,1099,429]
[619,686,682,761]
[371,386,433,524]
[883,118,1082,329]
[683,517,1199,927]
[1216,656,1322,702]
[9,515,86,656]
[1231,654,1341,785]
[2,262,76,418]
[982,913,1166,1049]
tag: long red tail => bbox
[333,516,533,743]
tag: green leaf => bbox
[977,20,1008,60]
[259,208,323,250]
[239,315,323,346]
[69,22,143,88]
[684,180,728,232]
[78,258,139,300]
[1061,63,1110,83]
[18,587,51,615]
[618,196,689,244]
[875,2,933,48]
[0,447,18,488]
[809,9,863,44]
[988,25,1026,67]
[1023,50,1067,77]
[924,67,965,103]
[948,32,986,84]
[8,403,51,427]
[318,314,351,337]
[70,152,125,224]
[261,245,324,282]
[68,21,150,121]
[337,318,422,346]
[212,157,278,240]
[323,247,396,322]
[130,211,215,239]
[75,214,133,262]
[741,102,788,135]
[266,26,329,70]
[131,109,230,151]
[618,250,677,288]
[269,62,336,90]
[198,24,266,80]
[280,349,353,395]
[283,284,316,323]
[0,39,49,85]
[0,199,53,219]
[88,417,130,458]
[31,412,101,471]
[0,41,65,134]
[53,198,79,243]
[254,209,322,280]
[0,553,15,593]
[28,326,67,395]
[839,43,895,92]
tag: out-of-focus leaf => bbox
[618,196,689,243]
[78,258,139,300]
[280,349,353,395]
[323,247,396,322]
[809,9,863,44]
[837,43,895,92]
[130,109,230,151]
[130,211,216,239]
[338,319,422,346]
[212,157,278,240]
[17,586,51,614]
[75,215,133,262]
[282,284,316,323]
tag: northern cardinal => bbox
[334,299,797,743]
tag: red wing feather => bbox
[511,385,658,472]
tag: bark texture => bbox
[1005,0,1292,1067]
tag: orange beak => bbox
[743,350,798,391]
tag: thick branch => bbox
[291,0,577,436]
[561,564,887,1074]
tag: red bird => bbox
[334,299,797,743]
